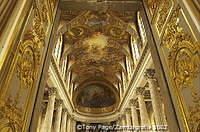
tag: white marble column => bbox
[41,87,57,132]
[60,109,67,132]
[71,119,76,132]
[116,117,121,132]
[136,87,150,126]
[130,99,139,132]
[54,99,63,132]
[145,69,163,126]
[37,102,45,132]
[121,115,126,132]
[67,116,72,132]
[125,109,132,132]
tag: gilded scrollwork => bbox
[161,7,193,49]
[145,0,161,16]
[35,0,54,34]
[16,40,36,90]
[0,1,47,131]
[188,95,200,132]
[156,0,172,33]
[161,6,200,131]
[168,41,200,90]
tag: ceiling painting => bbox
[76,84,116,108]
[73,81,120,114]
[59,10,138,114]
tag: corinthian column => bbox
[67,116,72,132]
[125,109,132,132]
[54,99,63,132]
[41,87,57,132]
[145,69,163,126]
[71,119,76,132]
[136,87,150,126]
[60,109,67,132]
[121,115,126,132]
[130,99,139,127]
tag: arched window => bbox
[53,35,63,60]
[137,11,147,46]
[131,36,140,61]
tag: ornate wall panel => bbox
[155,0,173,36]
[144,0,161,16]
[0,0,56,130]
[160,6,200,132]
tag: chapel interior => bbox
[0,0,199,132]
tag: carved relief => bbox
[35,0,55,34]
[161,6,200,131]
[188,95,200,132]
[156,0,172,34]
[0,2,47,131]
[145,0,161,16]
[169,41,200,89]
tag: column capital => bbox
[121,114,126,119]
[62,108,67,113]
[130,99,138,106]
[55,99,63,109]
[144,68,156,79]
[136,87,145,95]
[117,116,122,120]
[48,87,57,96]
[125,108,131,113]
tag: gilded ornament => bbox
[161,5,200,131]
[145,0,161,16]
[156,0,172,33]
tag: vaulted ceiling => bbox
[59,0,142,114]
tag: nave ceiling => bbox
[58,0,142,114]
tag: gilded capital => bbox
[136,87,145,95]
[48,87,57,96]
[62,108,67,113]
[130,99,138,106]
[125,108,131,113]
[55,99,63,107]
[144,69,156,79]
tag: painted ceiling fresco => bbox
[60,10,138,113]
[62,11,136,85]
[76,84,116,108]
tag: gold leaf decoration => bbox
[161,6,200,131]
